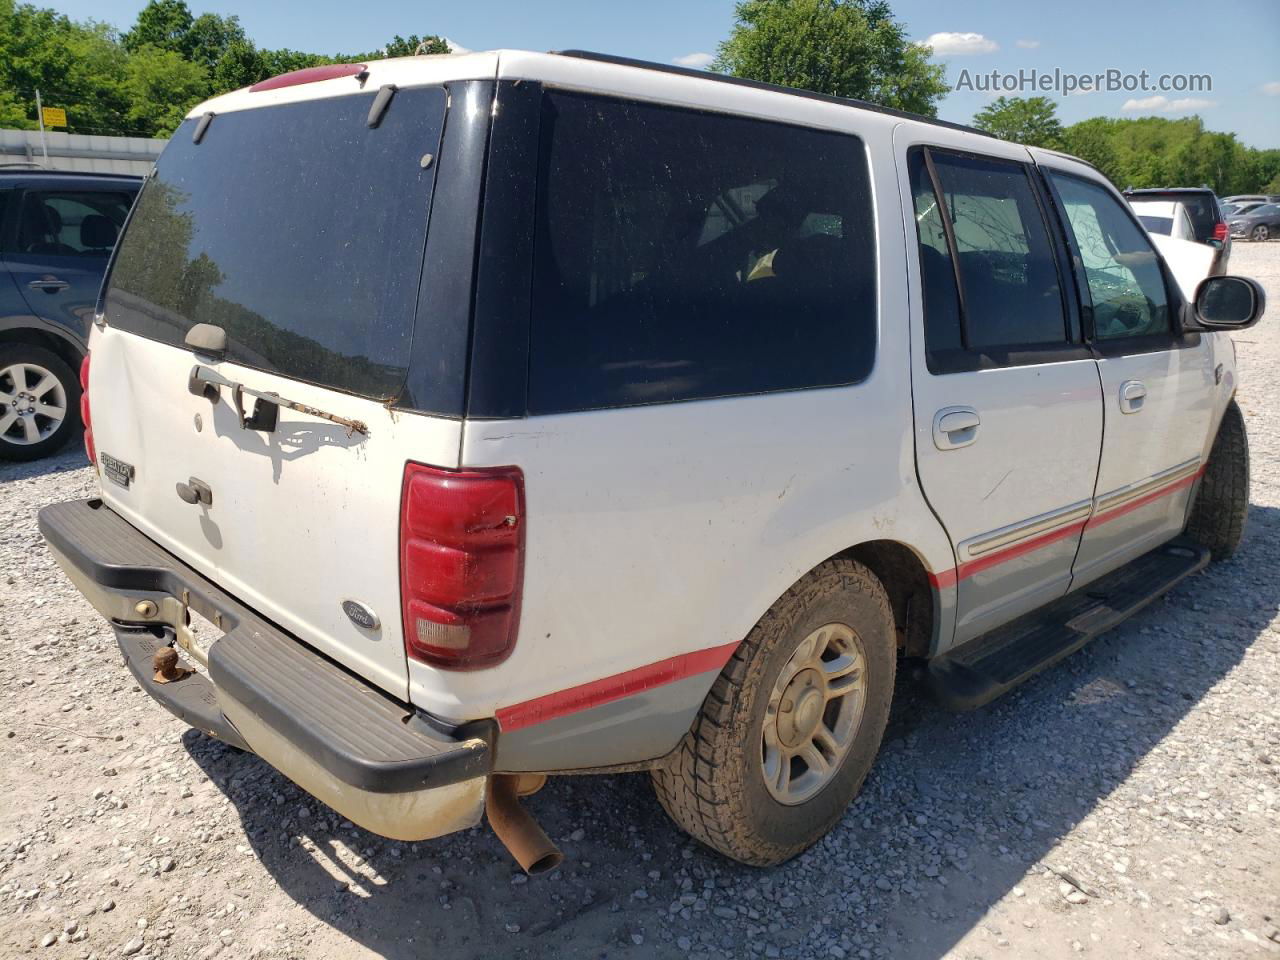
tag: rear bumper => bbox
[38,498,495,841]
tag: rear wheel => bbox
[0,345,80,462]
[1251,224,1270,242]
[1186,400,1249,560]
[651,558,895,866]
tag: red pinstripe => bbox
[496,641,740,732]
[499,467,1203,730]
[926,466,1203,588]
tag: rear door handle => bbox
[933,406,981,450]
[28,277,69,293]
[1119,380,1147,414]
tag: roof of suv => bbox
[553,50,1003,142]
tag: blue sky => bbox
[53,0,1280,148]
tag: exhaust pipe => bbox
[486,774,563,875]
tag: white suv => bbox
[40,50,1265,872]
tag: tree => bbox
[713,0,949,116]
[209,38,264,92]
[1060,118,1123,184]
[122,43,208,137]
[380,34,450,58]
[972,96,1063,149]
[121,0,192,54]
[182,12,247,72]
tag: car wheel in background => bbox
[1252,225,1270,242]
[651,557,896,866]
[0,345,82,462]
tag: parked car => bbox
[1221,201,1265,217]
[1122,187,1230,273]
[0,170,141,460]
[1149,234,1216,300]
[1130,198,1198,240]
[38,50,1265,872]
[1228,202,1280,241]
[1221,194,1279,206]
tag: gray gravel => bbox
[2,243,1279,960]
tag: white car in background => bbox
[1130,198,1197,242]
[1149,233,1216,300]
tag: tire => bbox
[651,558,896,866]
[1251,225,1269,242]
[1186,399,1249,561]
[0,344,81,462]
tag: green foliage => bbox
[122,43,208,137]
[968,96,1277,194]
[713,0,949,116]
[0,0,455,138]
[120,0,190,53]
[379,34,450,58]
[972,96,1063,149]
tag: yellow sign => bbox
[41,106,66,128]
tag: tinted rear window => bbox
[104,87,446,400]
[527,92,876,414]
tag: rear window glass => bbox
[104,87,446,400]
[1127,192,1217,242]
[1137,215,1173,235]
[527,91,876,415]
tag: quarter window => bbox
[527,91,877,414]
[1049,174,1170,340]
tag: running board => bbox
[929,539,1209,710]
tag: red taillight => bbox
[79,354,95,465]
[399,463,525,670]
[1214,221,1228,243]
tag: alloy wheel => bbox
[761,622,868,805]
[0,362,68,446]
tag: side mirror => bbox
[1192,275,1266,330]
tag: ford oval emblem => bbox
[342,600,380,630]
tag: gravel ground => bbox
[3,243,1279,960]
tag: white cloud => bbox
[673,52,715,69]
[1121,95,1217,114]
[1167,97,1216,112]
[1261,81,1280,96]
[1015,39,1040,49]
[921,32,999,56]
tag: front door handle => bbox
[933,406,981,450]
[28,277,69,293]
[1119,380,1147,414]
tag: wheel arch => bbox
[0,321,87,373]
[837,539,938,659]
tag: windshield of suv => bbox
[103,87,446,400]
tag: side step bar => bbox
[929,539,1209,710]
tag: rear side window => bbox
[105,87,446,401]
[527,92,876,414]
[11,190,133,256]
[911,149,1068,360]
[1050,174,1170,340]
